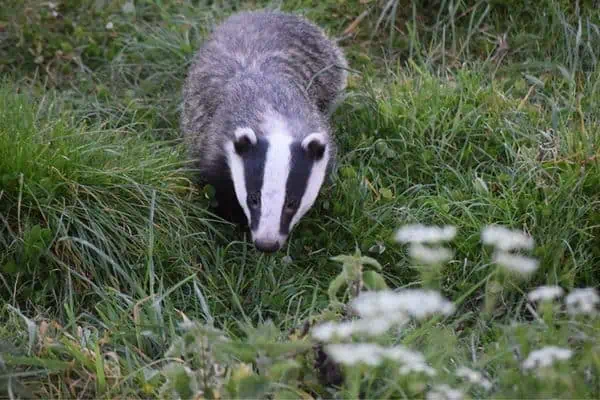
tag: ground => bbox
[1,0,599,398]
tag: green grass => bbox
[1,0,600,398]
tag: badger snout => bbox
[254,238,281,253]
[252,230,287,253]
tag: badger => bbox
[181,10,348,253]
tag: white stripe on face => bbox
[289,147,329,230]
[225,136,251,224]
[252,133,293,245]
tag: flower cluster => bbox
[312,288,454,376]
[527,285,564,302]
[395,224,457,265]
[311,312,409,341]
[527,285,599,316]
[426,384,464,400]
[324,343,436,375]
[351,289,455,320]
[455,366,492,390]
[481,225,534,251]
[522,346,573,370]
[482,225,538,276]
[395,224,457,244]
[312,289,455,340]
[565,288,599,316]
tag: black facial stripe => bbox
[242,137,268,230]
[281,142,314,234]
[205,154,247,225]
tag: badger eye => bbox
[248,192,261,209]
[284,198,299,213]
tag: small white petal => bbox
[527,285,564,302]
[311,313,409,342]
[351,289,455,320]
[482,225,534,251]
[565,288,599,316]
[395,224,457,244]
[353,313,409,336]
[427,384,464,400]
[493,251,539,275]
[456,366,492,390]
[324,343,383,366]
[408,243,454,264]
[105,22,114,30]
[311,321,343,341]
[522,346,573,370]
[400,362,437,376]
[384,345,426,364]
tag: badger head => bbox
[225,127,329,253]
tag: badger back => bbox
[190,11,347,115]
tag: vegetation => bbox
[1,0,599,398]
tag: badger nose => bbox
[254,239,280,253]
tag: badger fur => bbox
[181,10,348,253]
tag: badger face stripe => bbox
[288,142,329,232]
[243,139,269,230]
[226,127,268,227]
[252,133,293,245]
[280,142,314,234]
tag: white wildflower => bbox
[311,321,354,342]
[565,288,599,316]
[385,345,426,365]
[408,243,454,264]
[399,362,437,376]
[311,313,409,341]
[493,251,539,275]
[395,224,457,244]
[324,343,383,366]
[122,1,135,14]
[356,313,409,335]
[527,285,564,302]
[522,346,573,370]
[105,22,114,30]
[481,225,534,251]
[427,384,464,400]
[351,289,455,320]
[325,343,435,371]
[456,366,492,390]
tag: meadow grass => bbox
[1,0,599,398]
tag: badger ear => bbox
[233,127,257,154]
[301,132,326,160]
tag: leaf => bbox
[267,359,301,381]
[235,375,271,399]
[161,363,196,400]
[362,270,389,291]
[327,274,346,303]
[523,74,545,87]
[1,259,18,275]
[358,256,382,270]
[94,341,106,394]
[260,341,312,358]
[273,388,315,400]
[473,176,489,194]
[379,187,394,200]
[215,342,257,363]
[2,354,72,371]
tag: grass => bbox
[1,0,600,398]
